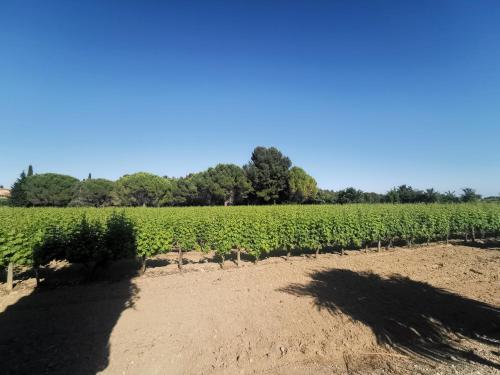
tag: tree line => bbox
[7,146,491,207]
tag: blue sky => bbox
[1,1,499,195]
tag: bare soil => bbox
[1,244,499,374]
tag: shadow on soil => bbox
[0,270,139,374]
[279,269,500,369]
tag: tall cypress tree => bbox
[88,173,92,180]
[10,170,28,206]
[27,165,34,177]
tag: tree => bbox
[316,189,337,204]
[9,171,28,206]
[195,164,252,206]
[71,178,115,207]
[385,188,400,203]
[423,188,439,204]
[440,190,459,203]
[244,146,292,203]
[113,172,172,207]
[88,173,92,180]
[337,187,364,204]
[27,165,34,177]
[24,173,80,206]
[385,185,420,203]
[168,176,199,206]
[461,188,481,203]
[287,167,317,203]
[362,192,383,203]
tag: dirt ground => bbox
[0,244,499,375]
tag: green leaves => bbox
[1,204,499,269]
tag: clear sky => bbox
[1,1,499,195]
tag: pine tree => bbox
[88,173,92,180]
[27,165,34,176]
[10,171,28,206]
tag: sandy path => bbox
[1,244,499,374]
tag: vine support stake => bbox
[315,248,319,259]
[254,254,259,264]
[377,240,381,252]
[140,255,147,275]
[178,247,183,271]
[34,267,40,287]
[236,248,241,267]
[6,262,14,292]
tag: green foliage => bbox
[71,178,115,207]
[9,171,28,206]
[337,187,365,204]
[29,210,137,268]
[1,204,499,270]
[113,172,172,207]
[198,164,252,206]
[24,173,80,206]
[244,146,292,203]
[287,167,318,203]
[461,188,481,203]
[316,189,337,204]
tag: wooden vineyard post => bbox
[6,262,14,292]
[377,240,381,252]
[34,267,40,287]
[386,238,393,250]
[140,255,147,275]
[236,248,241,267]
[220,254,225,269]
[178,247,183,272]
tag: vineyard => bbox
[1,204,500,373]
[1,204,499,282]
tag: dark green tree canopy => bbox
[287,166,318,203]
[9,170,28,207]
[24,173,79,206]
[166,176,198,206]
[3,148,489,207]
[71,178,115,207]
[113,172,172,207]
[337,187,365,204]
[461,188,481,203]
[316,189,337,204]
[244,146,292,203]
[194,164,252,206]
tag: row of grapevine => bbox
[1,204,499,281]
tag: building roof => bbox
[0,188,11,198]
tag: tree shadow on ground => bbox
[0,273,139,375]
[279,269,500,369]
